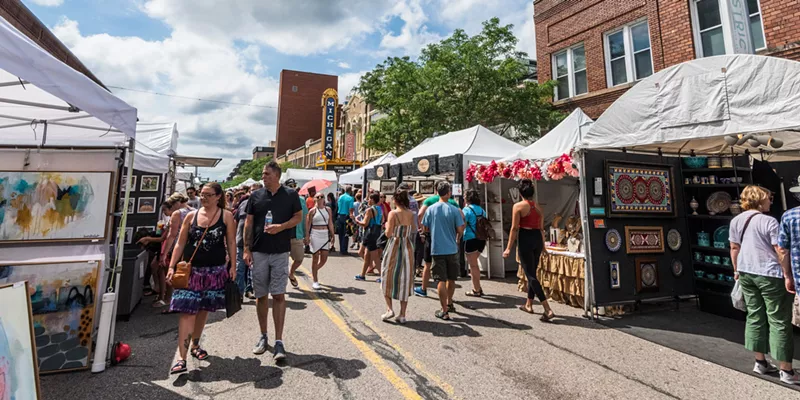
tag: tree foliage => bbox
[222,157,302,189]
[357,18,564,153]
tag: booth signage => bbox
[413,155,438,176]
[321,88,338,160]
[418,159,430,173]
[329,164,356,174]
[376,166,385,179]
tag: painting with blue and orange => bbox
[0,172,112,243]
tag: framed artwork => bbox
[139,175,160,192]
[635,257,660,292]
[380,180,397,195]
[609,261,621,289]
[120,175,136,192]
[404,181,417,192]
[124,227,133,245]
[419,180,435,195]
[625,226,665,254]
[606,161,675,217]
[0,282,42,398]
[118,197,135,214]
[137,197,157,214]
[0,261,101,373]
[0,171,113,243]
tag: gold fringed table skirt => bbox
[518,250,585,308]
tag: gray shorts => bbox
[252,252,289,298]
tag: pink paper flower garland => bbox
[465,153,578,183]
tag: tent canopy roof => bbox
[174,155,221,168]
[390,125,523,166]
[339,152,396,185]
[280,168,338,184]
[579,55,800,160]
[502,108,593,162]
[130,122,179,174]
[0,16,137,147]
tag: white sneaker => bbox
[753,361,778,375]
[395,316,407,325]
[381,310,395,321]
[312,282,321,290]
[780,370,800,385]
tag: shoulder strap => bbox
[187,209,218,264]
[739,212,759,244]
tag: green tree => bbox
[279,161,299,172]
[357,18,564,152]
[221,156,273,189]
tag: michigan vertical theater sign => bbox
[321,88,338,160]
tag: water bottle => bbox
[264,210,273,233]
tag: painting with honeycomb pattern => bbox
[0,260,99,373]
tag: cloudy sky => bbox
[24,0,536,180]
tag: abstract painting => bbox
[635,257,659,293]
[0,283,41,399]
[625,226,665,254]
[0,261,100,373]
[140,175,160,192]
[0,171,112,243]
[606,161,674,217]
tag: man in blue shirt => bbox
[777,206,800,295]
[422,181,464,320]
[336,186,356,255]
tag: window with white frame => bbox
[691,0,766,57]
[604,20,653,87]
[552,44,587,101]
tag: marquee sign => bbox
[321,88,338,160]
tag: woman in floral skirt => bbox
[166,182,236,374]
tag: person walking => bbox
[336,186,355,255]
[422,181,464,320]
[730,185,798,384]
[504,179,554,322]
[234,190,255,299]
[305,193,335,289]
[186,186,201,210]
[379,193,391,225]
[414,193,460,297]
[159,193,194,312]
[244,161,302,362]
[284,179,308,289]
[327,192,338,217]
[463,189,486,297]
[380,189,416,324]
[355,193,384,281]
[353,191,365,252]
[166,183,236,374]
[306,186,317,211]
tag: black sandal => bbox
[289,275,298,288]
[170,360,187,374]
[465,289,484,297]
[540,312,555,323]
[518,305,535,314]
[190,347,209,361]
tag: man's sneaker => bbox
[312,282,322,290]
[780,369,800,385]
[753,361,778,375]
[273,341,287,362]
[252,334,268,355]
[245,291,256,300]
[414,287,427,297]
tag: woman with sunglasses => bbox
[305,193,335,289]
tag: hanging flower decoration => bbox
[466,153,577,184]
[466,164,477,182]
[530,163,543,181]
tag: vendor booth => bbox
[573,54,800,320]
[0,14,138,379]
[281,168,339,197]
[339,152,396,186]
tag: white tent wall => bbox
[339,152,396,185]
[280,168,339,196]
[127,122,179,174]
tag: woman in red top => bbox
[503,179,555,321]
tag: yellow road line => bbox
[296,275,423,400]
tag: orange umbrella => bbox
[298,179,332,195]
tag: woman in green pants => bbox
[729,185,798,385]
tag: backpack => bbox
[468,206,494,241]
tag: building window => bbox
[552,44,587,101]
[604,20,653,87]
[691,0,766,57]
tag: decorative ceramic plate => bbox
[641,263,657,287]
[713,225,730,246]
[706,191,732,215]
[667,229,682,251]
[671,259,683,277]
[606,229,622,252]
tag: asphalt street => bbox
[41,253,799,399]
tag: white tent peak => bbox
[390,125,523,166]
[502,108,593,163]
[339,152,396,185]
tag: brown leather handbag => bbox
[171,210,216,289]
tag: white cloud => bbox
[436,0,536,58]
[337,61,351,69]
[380,0,443,55]
[29,0,63,7]
[339,70,371,101]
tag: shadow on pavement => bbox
[321,284,367,296]
[284,352,368,380]
[403,319,481,337]
[173,355,284,390]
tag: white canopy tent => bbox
[339,152,396,185]
[502,108,593,163]
[578,54,800,159]
[128,122,178,174]
[390,125,524,168]
[280,168,339,196]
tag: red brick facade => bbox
[275,70,338,156]
[535,0,800,119]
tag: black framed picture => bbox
[605,160,675,218]
[419,180,436,195]
[140,175,160,192]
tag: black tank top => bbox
[183,209,227,267]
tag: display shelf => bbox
[687,214,734,220]
[691,245,730,253]
[683,167,751,173]
[692,261,733,270]
[695,277,735,287]
[684,184,747,188]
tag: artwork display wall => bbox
[0,171,113,243]
[606,161,675,217]
[0,283,41,399]
[0,261,100,373]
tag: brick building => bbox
[252,141,276,160]
[275,70,338,155]
[535,0,800,119]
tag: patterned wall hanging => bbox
[609,261,621,289]
[667,229,682,251]
[606,161,675,217]
[605,229,622,252]
[635,257,659,293]
[625,226,665,254]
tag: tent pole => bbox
[577,151,595,317]
[40,120,47,147]
[455,154,467,277]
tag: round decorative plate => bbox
[634,177,648,203]
[667,229,682,251]
[615,175,635,204]
[647,176,666,204]
[671,259,683,277]
[605,229,622,252]
[713,225,730,245]
[641,263,657,287]
[706,191,732,215]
